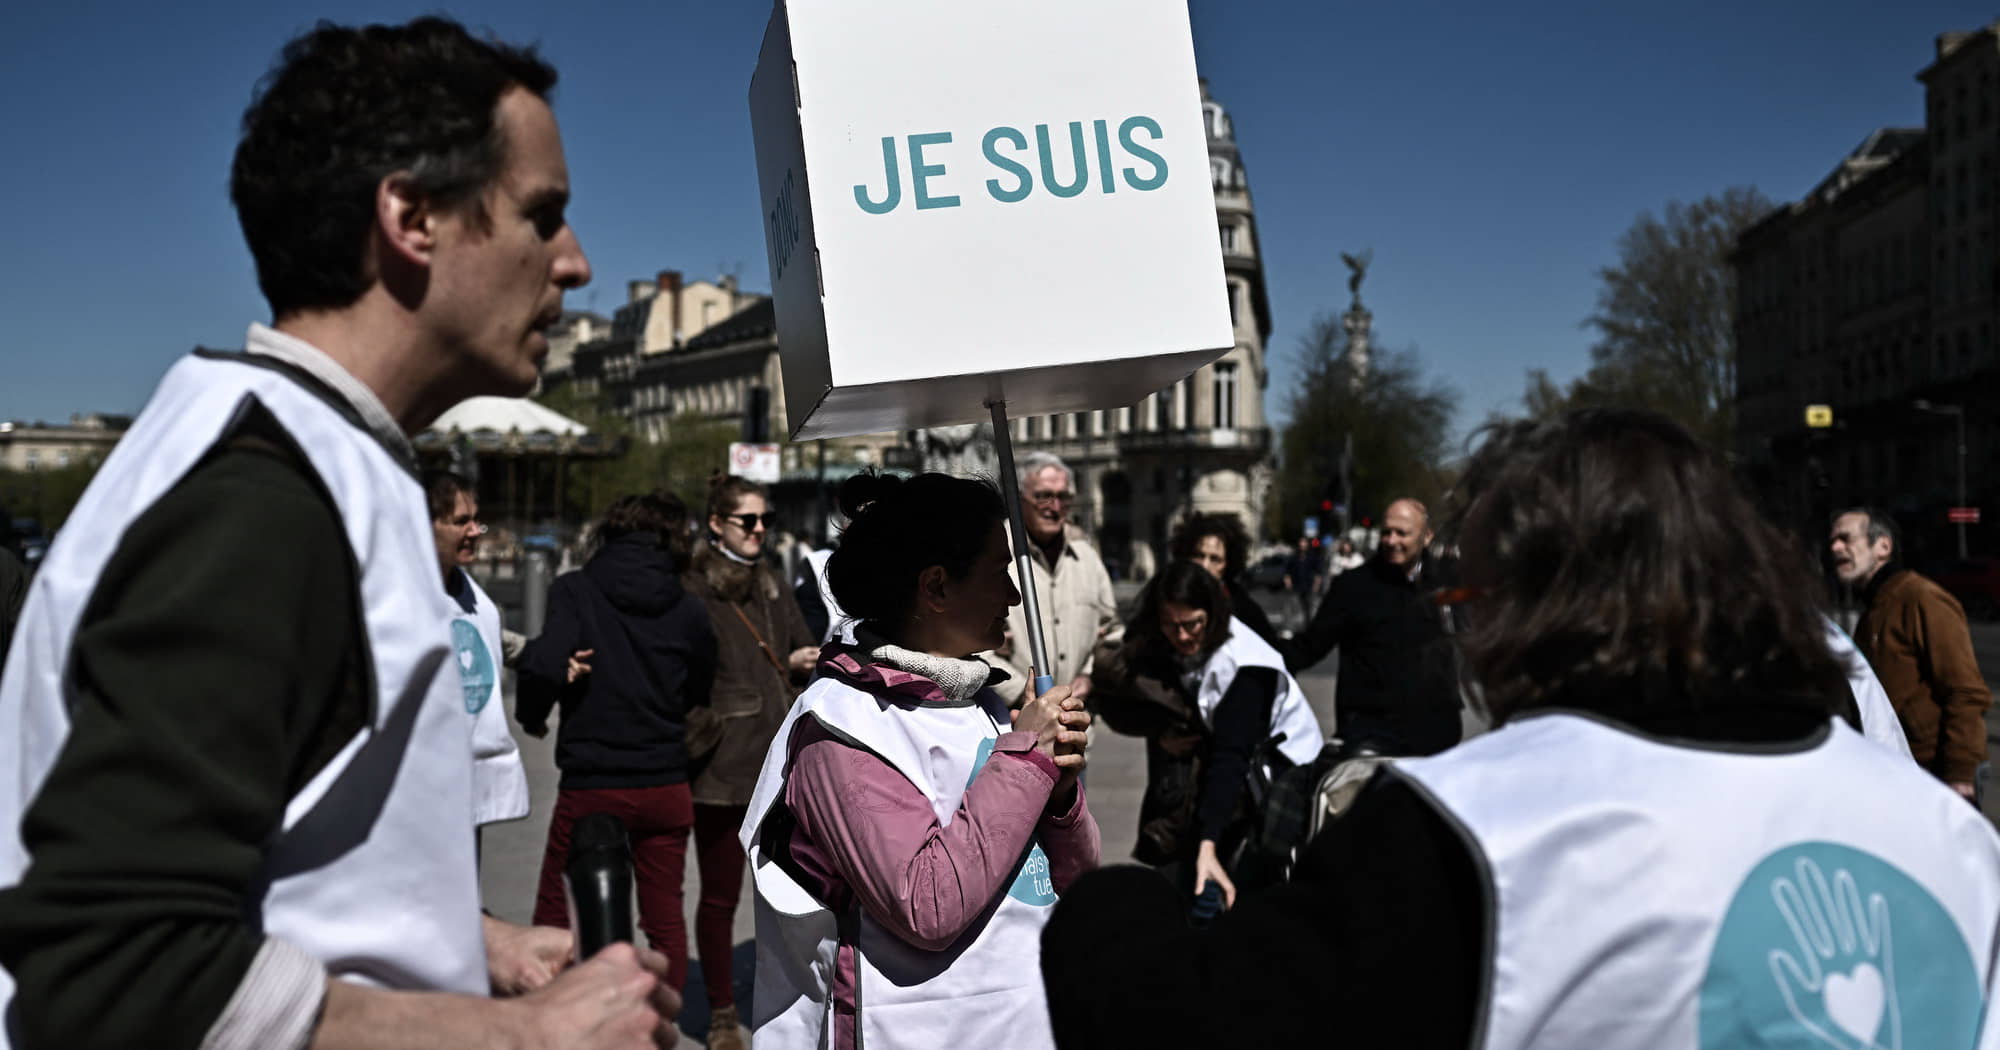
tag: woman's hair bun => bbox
[836,471,904,521]
[826,471,1005,630]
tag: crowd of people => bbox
[0,14,1994,1050]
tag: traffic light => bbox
[1322,475,1345,515]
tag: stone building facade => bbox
[0,414,127,472]
[550,288,901,541]
[1733,22,1999,560]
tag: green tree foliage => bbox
[1524,186,1773,449]
[1274,314,1458,538]
[0,461,108,532]
[533,383,740,522]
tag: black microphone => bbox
[565,812,634,958]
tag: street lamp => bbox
[1912,399,1968,560]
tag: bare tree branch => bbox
[1524,186,1772,450]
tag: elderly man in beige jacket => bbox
[990,452,1123,704]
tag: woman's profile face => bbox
[934,521,1020,655]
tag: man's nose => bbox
[556,227,591,290]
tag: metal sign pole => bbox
[987,398,1056,698]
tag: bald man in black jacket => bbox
[1278,498,1460,756]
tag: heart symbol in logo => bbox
[459,649,475,671]
[1823,962,1885,1044]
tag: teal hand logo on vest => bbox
[1700,843,1980,1049]
[450,618,497,715]
[968,738,1058,907]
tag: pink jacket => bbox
[779,650,1101,1049]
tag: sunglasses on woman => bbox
[724,512,778,531]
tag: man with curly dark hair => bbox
[0,17,680,1050]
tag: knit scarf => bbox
[855,627,996,702]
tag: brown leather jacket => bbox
[684,541,816,806]
[1855,567,1993,783]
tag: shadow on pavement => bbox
[678,940,757,1041]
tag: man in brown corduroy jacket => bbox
[1832,507,1993,799]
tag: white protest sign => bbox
[729,442,782,484]
[749,0,1232,440]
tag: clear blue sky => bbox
[2,0,1989,445]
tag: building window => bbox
[1213,362,1239,428]
[1220,223,1239,253]
[1226,282,1239,326]
[1154,388,1172,430]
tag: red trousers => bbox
[693,803,749,1009]
[533,783,693,991]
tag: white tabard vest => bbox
[0,351,489,1027]
[805,548,856,646]
[453,568,530,825]
[1824,618,1913,760]
[1183,617,1325,767]
[1394,712,2000,1050]
[739,676,1058,1050]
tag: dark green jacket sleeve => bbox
[0,436,366,1050]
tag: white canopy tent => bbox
[426,397,590,444]
[416,397,619,530]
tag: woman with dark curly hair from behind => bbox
[1043,409,2000,1049]
[740,472,1099,1050]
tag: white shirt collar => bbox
[244,323,415,464]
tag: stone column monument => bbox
[1340,250,1373,387]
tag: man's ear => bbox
[917,565,949,614]
[377,172,438,266]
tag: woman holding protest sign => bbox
[740,471,1099,1050]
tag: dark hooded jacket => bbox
[517,532,718,789]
